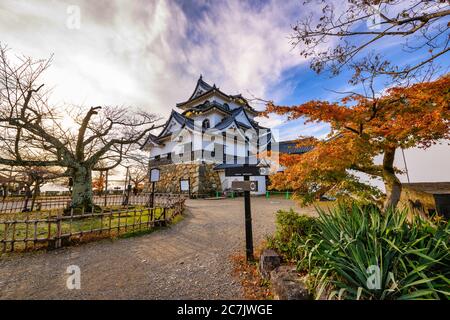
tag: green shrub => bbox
[267,209,317,262]
[306,204,449,300]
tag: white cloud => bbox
[185,1,305,97]
[278,121,331,141]
[256,114,286,129]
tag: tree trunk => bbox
[71,166,94,210]
[30,182,40,211]
[133,182,140,195]
[22,186,31,212]
[382,146,402,211]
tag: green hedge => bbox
[267,209,317,262]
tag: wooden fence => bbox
[0,194,185,253]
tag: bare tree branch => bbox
[291,1,450,82]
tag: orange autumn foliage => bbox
[263,75,450,205]
[92,175,105,192]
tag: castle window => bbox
[202,119,210,129]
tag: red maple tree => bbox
[263,75,450,209]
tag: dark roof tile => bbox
[278,141,313,154]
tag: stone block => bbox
[259,249,281,279]
[270,266,311,300]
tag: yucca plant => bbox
[304,204,449,300]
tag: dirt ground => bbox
[0,197,318,300]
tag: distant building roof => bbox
[278,141,313,154]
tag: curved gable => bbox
[187,75,213,101]
[234,109,254,128]
[159,111,194,137]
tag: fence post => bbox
[47,211,52,246]
[3,222,8,253]
[285,191,289,199]
[11,222,16,252]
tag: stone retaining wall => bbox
[149,163,222,197]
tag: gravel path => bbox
[0,197,311,300]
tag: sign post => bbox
[68,177,73,194]
[122,166,130,206]
[149,168,160,208]
[104,169,109,207]
[243,175,254,261]
[126,182,132,205]
[226,164,269,261]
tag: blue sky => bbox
[269,41,450,140]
